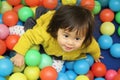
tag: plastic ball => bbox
[18,6,34,22]
[25,0,40,7]
[25,49,41,66]
[85,70,94,80]
[0,58,13,76]
[75,75,89,80]
[24,66,40,80]
[113,74,120,80]
[60,65,66,73]
[2,10,18,26]
[13,4,23,13]
[110,43,120,58]
[91,62,107,77]
[39,54,53,69]
[0,76,5,80]
[30,45,40,51]
[9,72,27,80]
[7,0,21,6]
[0,24,9,39]
[109,0,120,12]
[13,64,25,72]
[73,59,90,75]
[62,0,77,5]
[0,0,1,9]
[100,8,114,22]
[80,0,95,11]
[17,20,24,25]
[98,35,113,49]
[5,35,20,50]
[92,1,101,15]
[65,70,77,80]
[105,69,117,80]
[97,0,109,8]
[115,12,120,24]
[0,14,2,24]
[0,39,6,55]
[64,61,74,70]
[43,0,58,9]
[0,1,12,14]
[40,66,58,80]
[100,22,115,35]
[57,72,69,80]
[85,54,94,66]
[94,77,105,80]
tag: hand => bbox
[11,53,24,67]
[95,56,104,62]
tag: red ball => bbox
[40,66,58,80]
[43,0,58,9]
[25,0,40,7]
[2,10,18,27]
[7,0,21,6]
[113,74,120,80]
[80,0,95,11]
[0,39,6,55]
[5,35,20,50]
[100,8,114,22]
[85,70,94,80]
[105,69,117,80]
[13,4,23,13]
[91,62,107,77]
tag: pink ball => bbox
[105,69,117,80]
[0,24,10,39]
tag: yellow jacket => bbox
[13,11,101,60]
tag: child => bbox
[11,5,101,72]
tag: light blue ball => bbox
[73,59,90,74]
[85,54,94,66]
[0,58,13,76]
[97,0,109,7]
[0,76,5,80]
[98,35,113,49]
[110,43,120,58]
[95,77,105,80]
[109,0,120,12]
[64,61,74,70]
[65,70,77,80]
[57,72,69,80]
[0,14,2,24]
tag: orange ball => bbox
[13,4,23,13]
[85,70,94,80]
[5,35,20,50]
[91,62,107,77]
[25,0,40,7]
[43,0,58,9]
[100,8,114,22]
[7,0,21,6]
[0,39,6,55]
[2,10,18,27]
[80,0,95,11]
[40,66,58,80]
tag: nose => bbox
[67,39,74,45]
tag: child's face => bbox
[57,28,85,52]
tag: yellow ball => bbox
[9,72,27,80]
[13,64,25,72]
[0,56,4,59]
[24,66,40,80]
[100,22,115,35]
[62,0,77,5]
[75,75,89,80]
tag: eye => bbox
[75,37,80,40]
[64,34,69,38]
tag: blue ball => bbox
[0,76,5,80]
[65,70,77,80]
[109,0,120,12]
[97,0,109,7]
[110,43,120,58]
[0,58,13,76]
[98,35,113,49]
[60,65,66,73]
[73,59,90,74]
[57,72,69,80]
[85,54,94,66]
[0,14,2,24]
[95,77,105,80]
[64,61,74,70]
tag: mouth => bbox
[64,45,73,51]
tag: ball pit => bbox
[0,0,120,80]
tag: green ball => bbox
[117,26,120,36]
[25,49,41,66]
[115,12,120,24]
[18,6,33,22]
[92,1,101,14]
[39,54,53,69]
[0,0,2,9]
